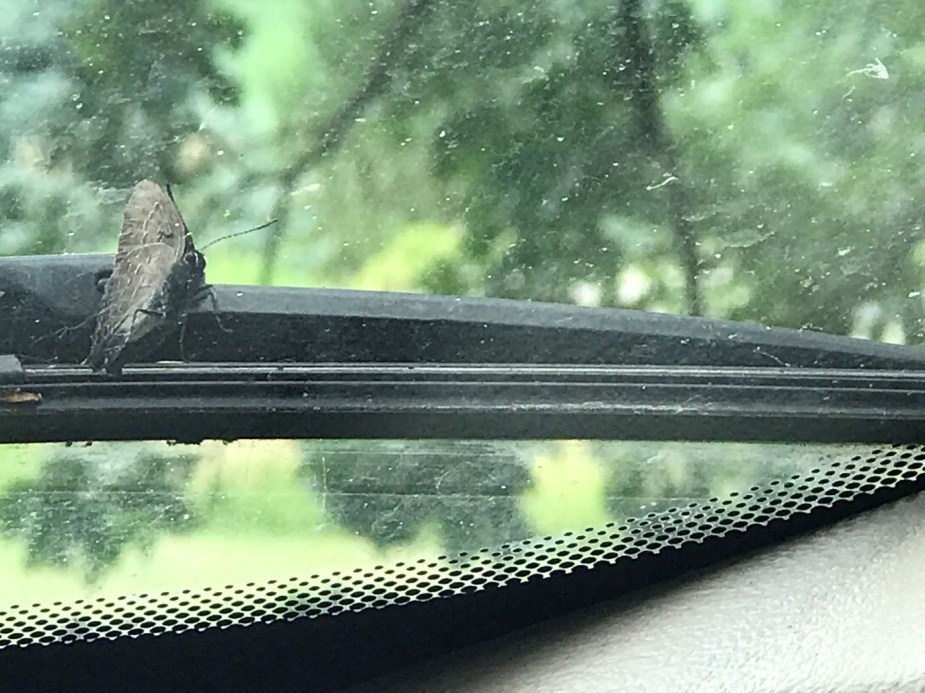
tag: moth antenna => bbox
[199,219,278,251]
[164,181,274,249]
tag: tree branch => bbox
[616,0,703,316]
[259,0,437,284]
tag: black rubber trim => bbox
[1,362,925,443]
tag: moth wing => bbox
[87,180,188,371]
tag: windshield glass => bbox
[0,439,870,606]
[0,1,919,341]
[1,0,921,652]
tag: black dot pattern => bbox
[1,444,923,649]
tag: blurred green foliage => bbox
[301,440,531,553]
[0,0,921,581]
[3,0,921,335]
[0,445,198,582]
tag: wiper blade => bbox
[2,253,925,369]
[2,360,925,444]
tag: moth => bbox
[87,179,214,375]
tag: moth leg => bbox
[46,312,100,342]
[46,275,112,341]
[178,315,190,363]
[194,284,233,334]
[129,307,168,333]
[177,312,211,364]
[211,294,233,335]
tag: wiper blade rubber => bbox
[1,361,924,444]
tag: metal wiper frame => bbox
[3,253,925,444]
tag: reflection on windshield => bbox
[0,2,921,340]
[0,439,868,605]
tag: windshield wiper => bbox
[2,253,925,444]
[4,253,925,369]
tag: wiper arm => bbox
[3,253,925,369]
